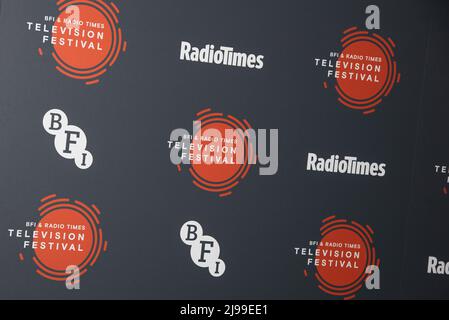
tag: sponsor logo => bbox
[7,195,107,288]
[168,108,278,197]
[427,256,449,275]
[180,221,225,277]
[43,109,93,169]
[306,152,386,177]
[314,6,400,115]
[295,215,380,299]
[180,41,264,69]
[26,0,126,85]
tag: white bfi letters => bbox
[180,221,226,277]
[43,109,93,169]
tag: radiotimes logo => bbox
[7,195,107,289]
[167,108,278,197]
[26,0,126,85]
[306,152,387,178]
[314,6,400,115]
[294,215,380,299]
[180,41,264,70]
[428,256,449,276]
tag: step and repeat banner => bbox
[0,0,448,300]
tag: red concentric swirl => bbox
[305,215,380,300]
[42,0,126,85]
[30,194,107,282]
[177,108,256,198]
[328,26,400,115]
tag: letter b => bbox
[180,221,203,245]
[43,109,68,135]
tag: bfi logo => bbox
[43,109,93,169]
[180,221,226,277]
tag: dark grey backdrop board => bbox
[0,0,445,299]
[401,2,449,300]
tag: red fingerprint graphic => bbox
[306,216,379,300]
[331,27,400,114]
[43,0,126,85]
[178,108,255,197]
[30,194,106,282]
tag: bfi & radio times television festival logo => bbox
[26,0,126,85]
[434,164,449,195]
[167,108,279,197]
[295,215,380,299]
[7,195,107,290]
[314,5,400,115]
